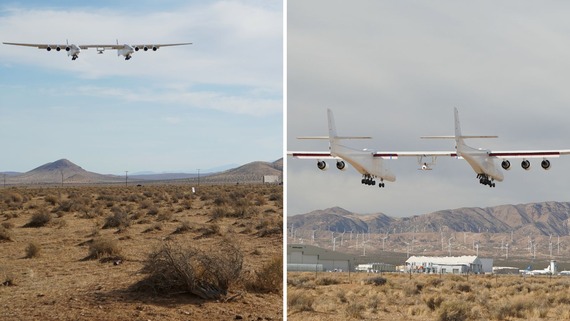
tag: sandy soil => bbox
[0,184,283,321]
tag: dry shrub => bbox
[25,242,41,258]
[438,300,471,321]
[315,276,340,286]
[173,221,192,234]
[362,276,387,286]
[345,302,365,319]
[86,237,122,260]
[44,194,59,206]
[24,208,52,227]
[0,225,13,242]
[245,255,282,293]
[103,211,130,229]
[424,294,444,311]
[133,240,243,300]
[1,222,14,229]
[288,289,314,312]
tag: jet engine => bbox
[56,46,62,51]
[134,46,140,51]
[65,46,71,52]
[501,160,511,170]
[521,159,531,170]
[46,46,52,51]
[143,46,149,51]
[541,159,551,170]
[336,161,346,170]
[317,161,328,171]
[152,46,158,51]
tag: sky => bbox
[0,0,282,175]
[287,0,570,218]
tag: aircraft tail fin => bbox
[421,108,498,142]
[298,109,371,141]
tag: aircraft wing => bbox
[373,151,458,159]
[81,43,192,49]
[489,150,570,158]
[288,151,339,159]
[3,42,69,49]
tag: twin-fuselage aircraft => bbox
[3,41,192,60]
[290,108,570,188]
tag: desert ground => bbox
[0,184,282,320]
[288,271,570,321]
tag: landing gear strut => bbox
[71,54,78,60]
[477,174,495,188]
[361,174,385,188]
[125,55,131,60]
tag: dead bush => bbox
[132,240,243,300]
[25,242,41,258]
[288,289,314,312]
[245,255,282,293]
[438,300,471,321]
[315,277,340,286]
[86,237,123,260]
[0,225,13,242]
[102,211,130,229]
[24,208,52,227]
[362,276,387,286]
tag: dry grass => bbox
[288,272,570,320]
[0,184,282,320]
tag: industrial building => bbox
[405,256,484,274]
[355,263,396,273]
[287,244,358,272]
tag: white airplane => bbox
[3,41,192,60]
[424,107,570,187]
[289,109,442,188]
[289,108,570,188]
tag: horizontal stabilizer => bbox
[421,135,498,139]
[298,136,372,140]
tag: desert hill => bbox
[7,159,124,184]
[201,158,282,184]
[2,158,283,185]
[289,202,570,236]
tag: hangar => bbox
[405,255,484,274]
[287,244,358,272]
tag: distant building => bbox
[287,244,358,272]
[355,263,396,273]
[405,256,483,274]
[263,175,280,184]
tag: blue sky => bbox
[0,0,282,174]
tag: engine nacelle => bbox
[541,159,551,170]
[521,159,531,170]
[143,46,149,51]
[152,46,158,51]
[501,160,511,170]
[46,47,52,51]
[317,161,328,171]
[336,161,346,171]
[65,46,71,52]
[56,46,62,51]
[134,46,140,51]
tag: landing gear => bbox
[477,174,495,188]
[71,54,78,60]
[125,55,131,60]
[361,175,385,188]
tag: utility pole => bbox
[197,168,200,186]
[125,171,128,187]
[60,170,64,187]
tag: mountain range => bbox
[1,158,282,185]
[289,202,570,236]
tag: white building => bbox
[405,256,483,274]
[355,263,396,273]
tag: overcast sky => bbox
[287,0,570,218]
[0,0,282,175]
